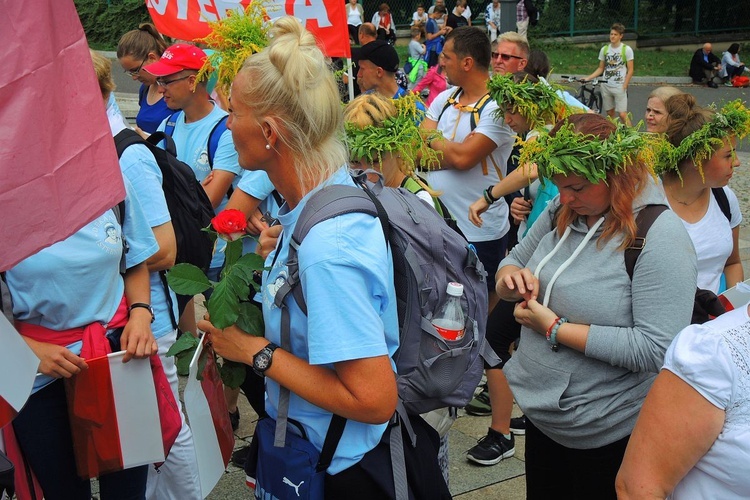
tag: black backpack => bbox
[114,129,214,273]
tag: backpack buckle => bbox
[629,237,646,251]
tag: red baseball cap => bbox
[143,44,207,77]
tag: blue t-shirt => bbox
[158,104,243,269]
[425,18,443,54]
[6,177,159,392]
[237,170,278,256]
[261,167,399,474]
[118,141,179,339]
[137,84,173,134]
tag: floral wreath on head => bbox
[344,93,443,175]
[651,99,750,181]
[519,119,662,184]
[196,2,270,97]
[486,73,574,132]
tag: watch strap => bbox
[128,302,155,323]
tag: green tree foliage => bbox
[75,0,151,50]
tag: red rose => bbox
[211,209,248,241]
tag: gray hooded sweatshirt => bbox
[501,178,697,449]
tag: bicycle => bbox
[560,76,608,114]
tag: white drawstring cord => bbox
[536,217,606,307]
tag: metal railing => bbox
[376,0,750,38]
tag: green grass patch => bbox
[393,42,694,77]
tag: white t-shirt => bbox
[347,7,363,26]
[412,11,428,24]
[663,306,750,499]
[667,186,742,293]
[598,43,634,88]
[425,88,514,241]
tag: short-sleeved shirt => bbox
[663,306,750,499]
[158,104,243,269]
[261,167,399,474]
[237,169,278,256]
[425,88,514,241]
[137,84,173,134]
[598,43,634,88]
[446,12,468,29]
[7,177,159,392]
[667,186,742,293]
[116,137,179,339]
[408,40,426,60]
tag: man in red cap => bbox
[144,44,242,211]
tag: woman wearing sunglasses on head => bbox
[117,24,173,134]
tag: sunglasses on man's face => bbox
[492,52,524,61]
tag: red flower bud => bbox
[211,209,247,241]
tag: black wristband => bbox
[129,302,155,323]
[485,185,498,203]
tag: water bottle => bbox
[432,282,466,341]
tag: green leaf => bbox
[235,253,267,273]
[175,350,194,376]
[207,277,241,329]
[165,332,200,357]
[223,239,244,272]
[220,360,247,389]
[236,302,265,336]
[226,274,251,302]
[166,264,212,295]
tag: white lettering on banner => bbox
[148,0,242,21]
[198,0,244,22]
[148,0,188,19]
[266,0,332,28]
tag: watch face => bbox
[255,352,271,371]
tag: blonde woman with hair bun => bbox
[198,16,449,498]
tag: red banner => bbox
[0,0,126,271]
[146,0,351,58]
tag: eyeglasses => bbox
[155,75,191,88]
[492,52,524,61]
[124,59,146,77]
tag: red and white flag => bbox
[0,314,39,429]
[65,352,164,479]
[184,337,235,497]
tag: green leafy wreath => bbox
[344,93,443,174]
[652,99,750,181]
[519,120,662,184]
[486,73,573,131]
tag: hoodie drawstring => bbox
[534,217,606,307]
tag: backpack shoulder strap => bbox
[163,111,181,137]
[437,87,464,124]
[711,187,732,222]
[277,183,383,316]
[624,204,669,280]
[207,115,229,168]
[114,129,147,158]
[470,92,492,131]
